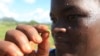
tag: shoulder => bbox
[49,49,56,56]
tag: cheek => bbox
[81,15,100,27]
[80,17,100,39]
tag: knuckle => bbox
[5,30,15,39]
[5,30,25,41]
[29,27,37,32]
[16,24,37,32]
[34,24,49,33]
[37,24,48,29]
[6,30,13,35]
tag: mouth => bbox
[54,33,86,52]
[55,37,86,56]
[55,40,79,55]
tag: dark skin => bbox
[51,0,100,56]
[0,25,50,56]
[0,0,100,56]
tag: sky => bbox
[0,0,51,23]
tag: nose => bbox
[53,27,67,33]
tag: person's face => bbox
[50,0,100,56]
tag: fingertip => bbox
[33,35,42,44]
[37,36,43,44]
[21,43,32,54]
[42,32,50,40]
[16,51,24,56]
[34,24,49,33]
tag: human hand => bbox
[0,24,50,56]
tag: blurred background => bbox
[0,0,55,48]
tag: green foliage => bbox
[0,24,16,40]
[0,17,17,22]
[28,20,39,25]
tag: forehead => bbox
[51,0,100,15]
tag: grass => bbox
[0,22,55,48]
[0,24,16,40]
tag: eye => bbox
[66,14,86,22]
[50,13,58,23]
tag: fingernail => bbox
[34,35,42,44]
[25,43,32,51]
[22,43,32,53]
[17,51,23,56]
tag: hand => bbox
[0,24,50,56]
